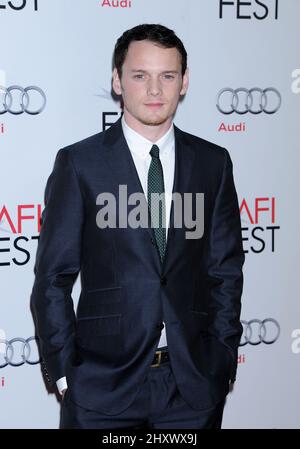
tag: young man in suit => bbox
[31,24,245,429]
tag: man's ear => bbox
[180,67,189,96]
[112,68,122,96]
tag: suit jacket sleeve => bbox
[205,148,245,383]
[31,148,84,386]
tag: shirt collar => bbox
[121,115,174,160]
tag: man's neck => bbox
[123,112,173,143]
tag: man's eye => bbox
[133,74,144,79]
[163,74,175,80]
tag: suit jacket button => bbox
[160,276,167,285]
[156,322,164,330]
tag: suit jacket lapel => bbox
[103,118,162,271]
[162,124,196,273]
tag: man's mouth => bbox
[144,103,164,109]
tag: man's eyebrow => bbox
[130,69,179,74]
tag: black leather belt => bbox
[150,347,169,368]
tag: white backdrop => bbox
[0,0,299,429]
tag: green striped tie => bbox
[148,144,166,263]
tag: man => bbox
[31,24,244,429]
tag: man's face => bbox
[112,40,189,129]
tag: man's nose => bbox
[147,78,162,96]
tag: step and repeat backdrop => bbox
[0,0,299,428]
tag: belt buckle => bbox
[151,350,162,368]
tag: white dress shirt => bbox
[56,117,175,394]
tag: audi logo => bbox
[0,337,41,367]
[216,87,281,115]
[0,85,46,115]
[240,319,280,346]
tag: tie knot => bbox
[150,144,160,159]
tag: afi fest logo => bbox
[240,197,280,254]
[291,69,300,94]
[218,0,279,20]
[0,0,38,11]
[0,204,42,267]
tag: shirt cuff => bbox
[56,376,68,395]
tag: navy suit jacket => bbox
[31,117,244,414]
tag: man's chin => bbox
[140,117,168,126]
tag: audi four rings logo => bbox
[216,88,281,115]
[240,319,280,346]
[0,337,40,367]
[0,85,46,115]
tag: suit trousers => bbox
[60,359,225,429]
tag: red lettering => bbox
[0,206,17,233]
[18,205,35,233]
[240,199,254,224]
[218,122,227,132]
[271,197,275,224]
[255,197,270,224]
[101,0,131,7]
[0,205,41,234]
[218,122,246,132]
[37,204,42,232]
